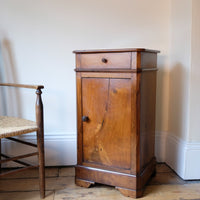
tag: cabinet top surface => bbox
[73,48,160,54]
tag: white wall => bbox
[0,0,171,166]
[168,0,192,141]
[157,0,200,180]
[189,0,200,142]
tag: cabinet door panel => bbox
[82,78,131,169]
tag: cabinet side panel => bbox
[76,54,81,69]
[76,72,83,164]
[141,52,157,69]
[130,73,141,175]
[140,71,157,171]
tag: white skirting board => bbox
[155,131,200,180]
[1,132,77,168]
[2,131,200,180]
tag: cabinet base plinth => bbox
[75,158,156,198]
[116,187,143,198]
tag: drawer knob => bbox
[101,58,108,63]
[82,116,89,122]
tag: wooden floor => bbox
[0,163,200,200]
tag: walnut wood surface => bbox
[36,89,45,198]
[73,48,160,54]
[0,152,38,164]
[80,52,131,69]
[75,165,137,189]
[75,157,156,196]
[75,48,159,198]
[116,187,143,198]
[0,83,44,89]
[75,178,95,188]
[140,52,158,68]
[0,139,1,171]
[81,72,132,79]
[82,78,131,170]
[140,71,157,171]
[75,68,157,73]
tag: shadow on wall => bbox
[0,37,22,117]
[155,60,188,175]
[154,54,169,162]
[168,63,186,139]
[166,63,187,174]
[156,54,169,131]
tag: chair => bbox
[0,83,45,198]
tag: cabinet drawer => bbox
[80,52,131,69]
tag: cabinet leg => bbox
[151,169,156,177]
[75,178,95,188]
[116,187,143,198]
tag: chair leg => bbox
[37,130,45,199]
[36,88,45,198]
[0,139,1,173]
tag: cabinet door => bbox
[82,78,131,170]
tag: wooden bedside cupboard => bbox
[74,48,160,198]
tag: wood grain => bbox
[74,48,159,198]
[140,71,157,171]
[0,83,44,89]
[73,48,160,54]
[116,187,143,198]
[80,52,131,69]
[36,89,45,198]
[75,178,95,188]
[82,78,132,170]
